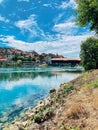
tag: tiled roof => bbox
[51,57,81,61]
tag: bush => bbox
[17,60,22,66]
[80,37,98,71]
[34,114,42,123]
[34,107,54,123]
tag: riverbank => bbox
[3,69,98,130]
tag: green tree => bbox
[76,0,98,33]
[17,56,25,61]
[17,60,22,66]
[80,37,98,70]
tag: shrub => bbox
[34,114,42,123]
[80,37,98,71]
[33,107,54,123]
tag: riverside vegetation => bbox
[3,69,98,130]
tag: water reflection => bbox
[0,71,54,81]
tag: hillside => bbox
[0,48,63,66]
[3,70,98,130]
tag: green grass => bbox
[63,83,74,95]
[90,80,98,88]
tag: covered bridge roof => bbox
[51,58,81,61]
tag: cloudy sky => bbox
[0,0,94,57]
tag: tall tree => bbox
[80,37,98,70]
[76,0,98,33]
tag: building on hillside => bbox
[0,54,7,66]
[32,51,39,57]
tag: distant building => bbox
[51,57,81,66]
[45,55,52,64]
[0,54,7,66]
[32,51,39,57]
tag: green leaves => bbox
[80,37,98,70]
[76,0,98,33]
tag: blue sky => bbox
[0,0,93,57]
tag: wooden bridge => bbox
[51,57,81,66]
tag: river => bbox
[0,66,81,127]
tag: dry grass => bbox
[66,103,88,119]
[59,87,98,130]
[92,90,98,109]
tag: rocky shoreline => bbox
[2,69,98,130]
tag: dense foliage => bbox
[80,37,98,70]
[76,0,98,33]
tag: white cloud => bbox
[55,22,75,28]
[0,0,3,4]
[43,4,51,7]
[60,0,77,9]
[15,14,45,38]
[53,15,78,35]
[0,15,9,23]
[54,22,77,34]
[53,13,65,24]
[15,14,36,33]
[0,34,93,57]
[17,0,29,2]
[53,13,78,35]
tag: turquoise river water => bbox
[0,66,81,127]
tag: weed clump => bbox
[66,103,88,119]
[34,107,54,123]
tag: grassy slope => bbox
[6,70,98,130]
